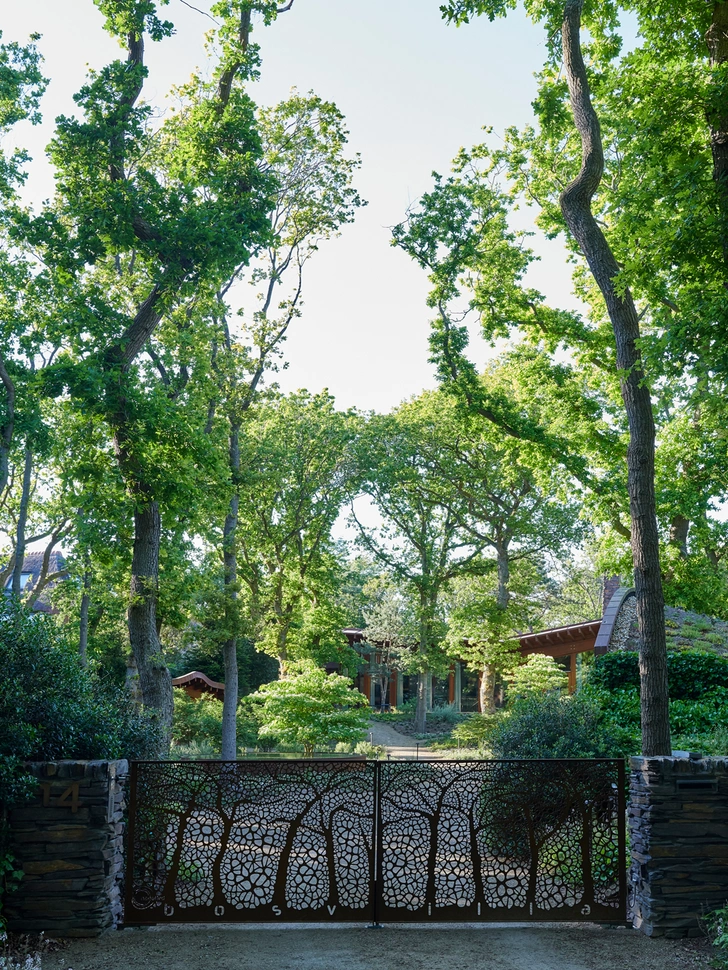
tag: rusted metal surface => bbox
[376,759,626,923]
[125,760,376,924]
[125,759,626,925]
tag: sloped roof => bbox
[171,670,225,701]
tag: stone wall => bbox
[5,760,128,938]
[630,754,728,937]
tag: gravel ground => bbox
[42,923,715,970]
[367,720,427,758]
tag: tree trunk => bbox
[12,447,32,597]
[128,498,172,752]
[414,670,428,734]
[414,605,431,733]
[668,515,690,560]
[560,0,671,756]
[495,547,510,610]
[79,567,91,666]
[379,673,389,712]
[0,353,15,496]
[479,664,496,713]
[706,0,728,267]
[221,423,241,761]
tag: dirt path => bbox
[367,719,444,759]
[43,923,712,970]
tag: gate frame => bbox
[123,757,627,927]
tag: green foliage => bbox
[0,831,23,935]
[171,689,263,755]
[508,655,568,699]
[449,713,495,748]
[249,661,369,757]
[333,741,386,759]
[488,692,629,759]
[591,650,728,699]
[585,651,728,753]
[171,690,224,751]
[235,392,361,671]
[704,902,728,970]
[168,628,278,699]
[0,601,160,811]
[429,702,463,725]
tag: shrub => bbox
[0,602,161,928]
[704,902,728,970]
[450,714,496,749]
[249,661,369,757]
[354,741,386,759]
[591,649,728,700]
[429,702,463,725]
[171,691,267,756]
[488,692,629,759]
[171,690,224,751]
[0,601,160,810]
[589,651,641,692]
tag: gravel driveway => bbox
[43,923,712,970]
[367,720,446,758]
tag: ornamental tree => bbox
[249,661,369,757]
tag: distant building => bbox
[171,670,226,702]
[3,550,68,612]
[348,584,728,711]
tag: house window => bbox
[5,572,33,590]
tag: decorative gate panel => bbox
[125,758,626,925]
[125,760,376,924]
[376,759,626,923]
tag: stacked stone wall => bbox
[5,760,128,938]
[630,755,728,937]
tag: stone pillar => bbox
[6,760,128,938]
[629,755,728,938]
[396,673,404,707]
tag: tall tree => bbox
[209,92,363,758]
[235,391,360,676]
[392,0,728,752]
[352,390,571,731]
[10,1,296,747]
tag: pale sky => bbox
[3,0,581,412]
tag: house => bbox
[348,580,728,712]
[2,550,68,612]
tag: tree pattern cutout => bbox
[126,759,624,924]
[128,761,376,920]
[377,760,623,920]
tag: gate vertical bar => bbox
[369,760,382,928]
[618,758,627,919]
[122,760,140,926]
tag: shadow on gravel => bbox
[42,922,713,970]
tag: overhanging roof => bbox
[171,670,225,700]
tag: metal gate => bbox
[124,758,626,925]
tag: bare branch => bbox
[177,0,220,23]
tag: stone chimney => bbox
[602,575,621,615]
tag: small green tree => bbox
[249,662,369,757]
[508,655,568,700]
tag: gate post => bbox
[5,760,129,937]
[629,755,728,938]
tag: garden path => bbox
[367,719,447,759]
